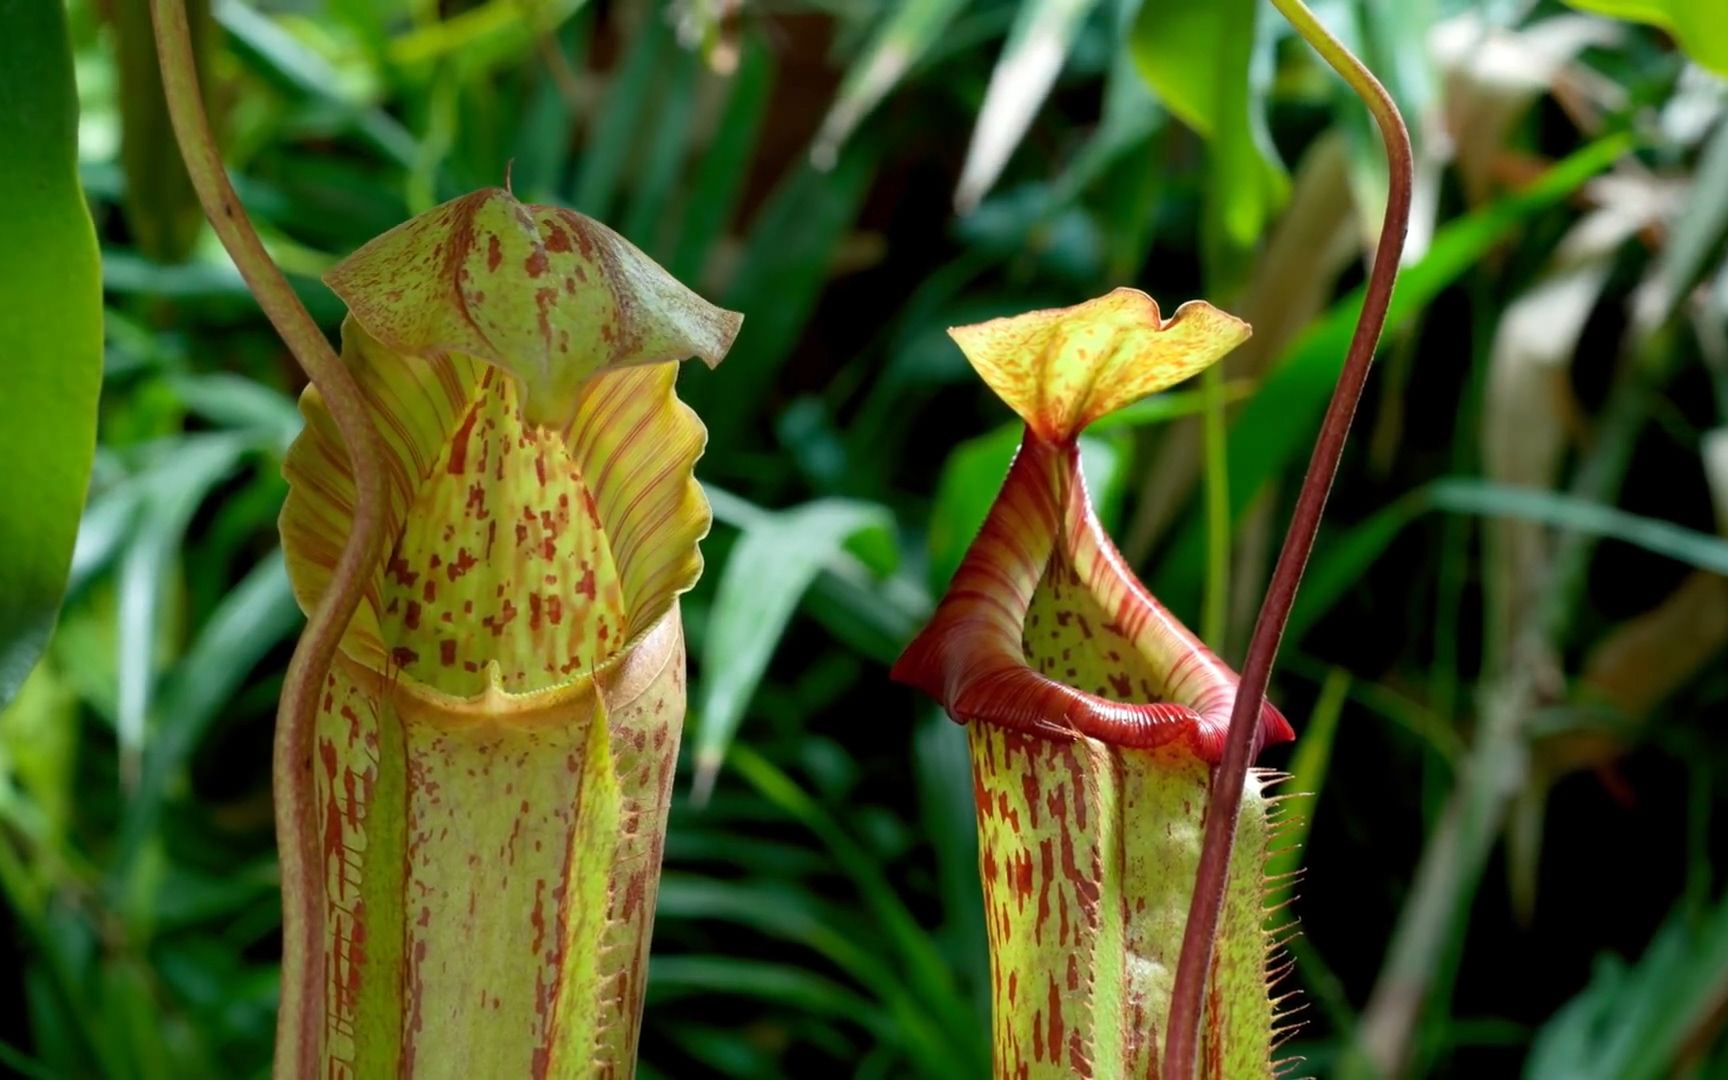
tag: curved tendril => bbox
[1159,2,1414,1077]
[149,2,387,1074]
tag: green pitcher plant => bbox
[893,289,1298,1077]
[279,188,739,1076]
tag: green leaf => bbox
[1265,665,1349,881]
[648,956,882,1025]
[1288,475,1728,647]
[115,554,300,871]
[1528,890,1728,1079]
[811,0,972,169]
[115,0,215,262]
[1562,0,1728,76]
[0,0,104,710]
[688,150,877,449]
[727,747,985,1076]
[571,13,672,222]
[670,36,773,284]
[693,499,896,798]
[216,0,420,171]
[1426,478,1728,576]
[954,0,1109,211]
[116,435,254,784]
[1151,133,1632,609]
[1129,0,1287,271]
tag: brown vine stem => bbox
[150,1,386,1074]
[1159,2,1412,1077]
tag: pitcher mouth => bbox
[891,433,1291,763]
[282,320,714,707]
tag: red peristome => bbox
[893,431,1292,764]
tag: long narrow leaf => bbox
[955,0,1106,211]
[1152,133,1632,608]
[692,499,895,798]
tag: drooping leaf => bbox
[0,0,104,709]
[692,499,895,799]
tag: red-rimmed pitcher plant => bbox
[893,290,1300,1075]
[893,0,1413,1076]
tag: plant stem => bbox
[1200,362,1231,649]
[149,2,386,1074]
[1159,3,1412,1077]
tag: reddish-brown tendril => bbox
[1159,1,1413,1076]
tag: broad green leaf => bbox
[693,499,895,797]
[1130,0,1287,268]
[0,0,104,709]
[1563,0,1728,75]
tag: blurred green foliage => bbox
[4,0,1728,1076]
